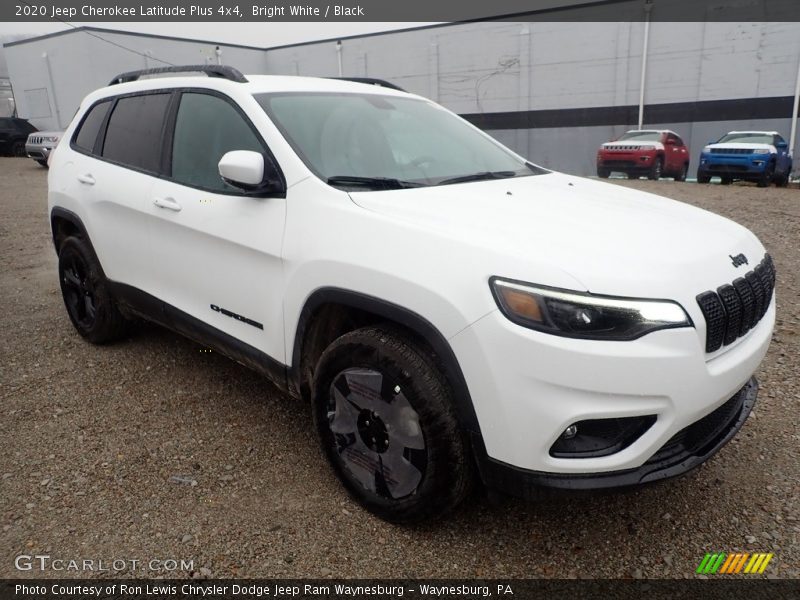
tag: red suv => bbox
[596,130,690,181]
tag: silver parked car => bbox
[26,131,63,167]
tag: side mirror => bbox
[218,150,284,195]
[776,141,788,149]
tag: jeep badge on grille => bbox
[730,253,748,268]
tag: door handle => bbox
[77,174,95,185]
[153,197,182,212]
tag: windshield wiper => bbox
[327,175,422,190]
[436,171,518,186]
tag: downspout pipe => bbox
[789,49,800,177]
[42,51,62,129]
[638,0,653,130]
[336,40,343,77]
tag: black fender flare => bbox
[50,207,92,255]
[291,287,482,435]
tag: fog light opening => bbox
[562,424,578,439]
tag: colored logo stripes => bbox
[696,552,774,574]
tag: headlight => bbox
[702,146,712,154]
[43,136,60,143]
[490,278,692,340]
[638,145,656,151]
[751,148,770,155]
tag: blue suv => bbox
[697,131,792,187]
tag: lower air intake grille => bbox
[696,254,775,353]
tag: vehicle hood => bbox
[349,172,765,300]
[704,142,775,153]
[602,140,664,150]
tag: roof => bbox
[725,131,780,135]
[624,129,679,135]
[2,26,264,51]
[82,73,414,106]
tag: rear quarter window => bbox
[73,100,111,153]
[102,93,171,173]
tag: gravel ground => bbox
[0,157,798,579]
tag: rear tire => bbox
[312,325,473,523]
[58,236,129,344]
[774,167,790,188]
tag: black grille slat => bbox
[717,285,742,346]
[696,254,775,354]
[697,292,725,352]
[732,277,755,335]
[746,271,765,323]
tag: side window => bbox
[102,93,171,172]
[73,101,111,153]
[672,134,685,146]
[171,92,264,193]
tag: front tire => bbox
[312,326,473,523]
[697,169,711,184]
[648,157,663,180]
[58,236,129,344]
[757,161,775,188]
[674,163,688,182]
[597,167,610,179]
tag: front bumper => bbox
[699,154,770,176]
[25,143,55,161]
[473,378,756,495]
[597,151,656,172]
[449,299,773,490]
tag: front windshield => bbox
[617,131,662,142]
[255,92,544,189]
[716,133,774,145]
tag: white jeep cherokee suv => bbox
[48,65,775,522]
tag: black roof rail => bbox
[109,65,248,86]
[328,77,406,92]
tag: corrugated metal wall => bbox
[4,30,266,130]
[4,22,800,175]
[264,21,800,175]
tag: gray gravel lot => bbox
[0,157,798,579]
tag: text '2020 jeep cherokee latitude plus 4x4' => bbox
[48,66,775,522]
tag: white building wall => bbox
[4,29,266,130]
[5,21,800,174]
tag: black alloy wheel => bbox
[57,236,128,343]
[312,326,472,522]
